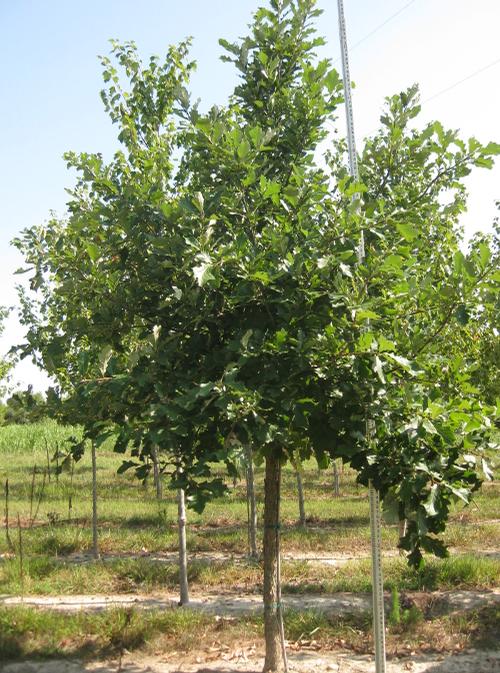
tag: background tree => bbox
[2,387,46,426]
[0,307,13,404]
[321,85,500,564]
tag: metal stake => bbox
[336,2,386,671]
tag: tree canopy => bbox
[14,0,499,566]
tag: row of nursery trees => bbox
[13,1,499,671]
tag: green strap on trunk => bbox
[264,602,282,610]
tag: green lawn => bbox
[1,420,499,593]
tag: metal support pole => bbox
[336,2,386,671]
[369,482,386,672]
[336,0,364,259]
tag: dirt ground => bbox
[2,559,498,673]
[2,588,499,615]
[1,649,499,673]
[1,590,499,673]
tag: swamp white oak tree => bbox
[14,1,500,671]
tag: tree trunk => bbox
[177,486,189,605]
[263,454,287,673]
[295,467,306,527]
[91,441,100,560]
[246,445,258,559]
[152,446,163,502]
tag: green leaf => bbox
[94,431,114,448]
[357,331,376,351]
[193,191,204,215]
[423,484,439,516]
[356,309,379,322]
[250,270,271,284]
[380,254,404,271]
[482,458,494,481]
[395,222,417,242]
[484,141,500,155]
[475,156,494,169]
[193,256,214,287]
[384,352,415,373]
[455,304,469,326]
[339,263,353,278]
[373,355,385,383]
[344,181,367,197]
[237,139,251,160]
[378,335,396,352]
[324,68,340,93]
[422,418,438,435]
[98,345,113,375]
[478,242,491,267]
[86,243,100,262]
[241,329,253,349]
[449,485,469,503]
[118,460,138,474]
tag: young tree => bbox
[14,2,499,671]
[0,307,13,401]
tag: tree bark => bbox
[246,445,258,559]
[91,441,100,560]
[152,445,163,502]
[177,486,189,605]
[263,454,287,673]
[295,467,306,527]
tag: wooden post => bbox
[17,514,24,595]
[91,441,100,560]
[177,485,189,605]
[4,479,13,551]
[296,467,306,527]
[245,445,258,559]
[333,460,340,497]
[152,446,163,502]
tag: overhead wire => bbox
[333,0,417,64]
[423,56,500,104]
[327,0,499,138]
[354,54,500,138]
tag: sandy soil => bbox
[2,590,499,673]
[1,649,500,673]
[79,547,500,566]
[1,589,499,615]
[2,547,498,568]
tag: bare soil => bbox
[2,588,499,616]
[1,649,499,673]
[2,547,499,566]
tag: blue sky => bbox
[1,0,499,393]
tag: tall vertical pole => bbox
[91,440,100,560]
[336,2,386,672]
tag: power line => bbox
[334,45,500,139]
[334,0,417,64]
[423,56,500,104]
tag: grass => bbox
[1,421,498,560]
[0,419,499,663]
[1,603,499,663]
[0,421,498,592]
[0,605,211,661]
[1,553,498,597]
